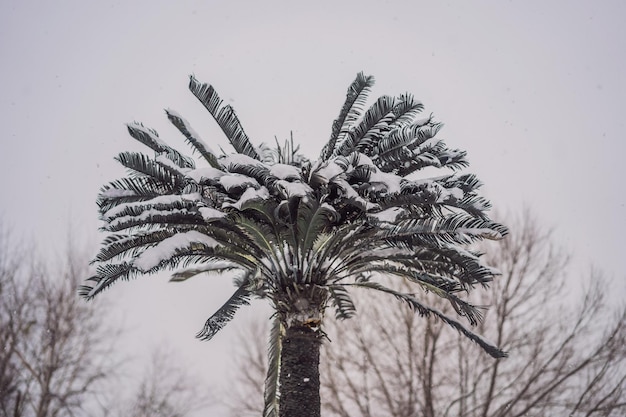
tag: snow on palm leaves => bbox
[82,73,507,358]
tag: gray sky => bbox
[2,0,625,413]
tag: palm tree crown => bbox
[81,73,507,361]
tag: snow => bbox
[221,153,267,168]
[165,108,218,156]
[108,208,187,230]
[276,180,313,197]
[156,154,189,173]
[199,207,226,221]
[187,167,225,182]
[369,207,404,222]
[315,161,344,181]
[171,261,237,281]
[127,123,169,151]
[219,174,260,191]
[269,163,301,180]
[134,230,220,272]
[101,188,136,198]
[223,186,270,210]
[333,178,367,208]
[103,193,201,219]
[369,169,402,194]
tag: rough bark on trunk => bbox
[279,324,322,417]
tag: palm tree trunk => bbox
[279,324,322,417]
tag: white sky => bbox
[2,0,625,414]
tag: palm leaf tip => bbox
[196,286,251,341]
[188,75,260,160]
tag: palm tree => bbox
[81,72,507,417]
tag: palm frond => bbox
[126,122,195,169]
[97,177,174,214]
[328,285,357,320]
[335,95,396,157]
[389,93,424,127]
[347,281,507,358]
[263,315,283,417]
[92,230,175,263]
[196,285,251,341]
[115,151,186,187]
[79,262,137,300]
[170,261,239,282]
[320,72,374,161]
[165,109,223,169]
[188,75,260,160]
[299,201,340,257]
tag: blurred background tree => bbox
[0,224,211,417]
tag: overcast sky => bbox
[1,0,625,414]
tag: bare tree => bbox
[0,228,117,417]
[0,226,214,417]
[227,211,626,416]
[111,348,212,417]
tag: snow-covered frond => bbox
[115,151,186,187]
[334,95,396,158]
[126,122,195,169]
[328,285,357,320]
[379,185,491,219]
[92,230,176,264]
[263,315,283,417]
[275,180,313,199]
[346,281,507,358]
[188,75,261,160]
[196,285,251,341]
[223,159,271,182]
[170,261,239,282]
[102,193,203,222]
[103,206,197,233]
[382,214,507,247]
[186,166,225,184]
[165,109,222,169]
[219,173,261,193]
[223,186,271,211]
[132,230,220,272]
[97,177,173,214]
[269,163,301,181]
[321,72,375,161]
[374,118,436,163]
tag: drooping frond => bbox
[196,285,251,341]
[170,261,239,282]
[188,75,261,160]
[79,262,137,300]
[320,72,375,161]
[263,315,283,417]
[347,281,507,358]
[328,285,357,320]
[165,109,222,169]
